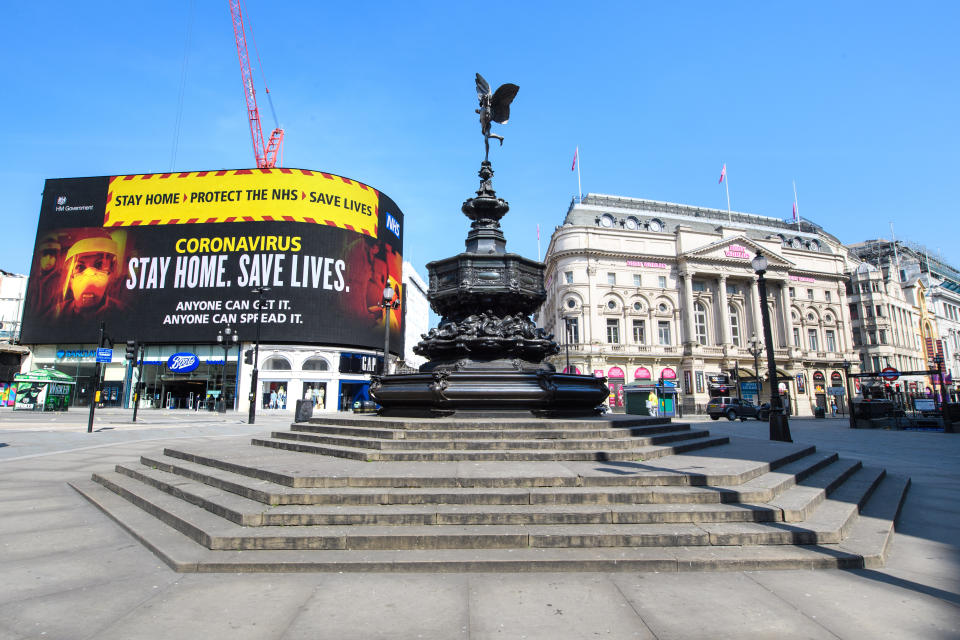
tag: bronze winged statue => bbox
[475,73,519,162]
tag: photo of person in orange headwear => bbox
[55,232,128,320]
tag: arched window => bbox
[262,356,291,370]
[302,357,330,371]
[728,304,741,346]
[694,302,708,345]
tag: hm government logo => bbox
[55,194,95,213]
[385,212,401,239]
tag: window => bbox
[694,302,708,345]
[607,272,616,285]
[632,319,646,344]
[632,301,642,311]
[729,305,741,346]
[726,284,738,296]
[263,357,292,370]
[566,298,576,309]
[658,321,671,345]
[875,305,883,317]
[879,329,887,345]
[606,319,620,344]
[600,214,615,228]
[565,317,579,344]
[302,357,330,371]
[633,274,642,287]
[807,329,819,351]
[868,330,877,345]
[853,329,862,346]
[793,327,801,347]
[692,280,706,292]
[826,330,836,352]
[849,304,858,320]
[807,289,814,300]
[789,287,795,298]
[825,291,831,302]
[871,356,881,372]
[564,271,573,284]
[658,276,667,288]
[606,300,616,310]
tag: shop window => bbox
[302,357,330,371]
[262,356,291,370]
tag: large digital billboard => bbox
[21,169,404,352]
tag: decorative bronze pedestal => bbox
[371,75,607,417]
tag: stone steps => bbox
[69,415,911,573]
[249,433,731,462]
[267,428,711,451]
[289,422,692,441]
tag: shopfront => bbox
[812,371,827,411]
[607,366,626,410]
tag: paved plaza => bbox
[0,409,957,639]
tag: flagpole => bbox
[723,164,731,221]
[576,146,582,202]
[792,180,800,231]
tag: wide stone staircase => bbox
[70,415,910,573]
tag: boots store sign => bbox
[167,353,200,373]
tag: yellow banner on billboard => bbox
[104,168,379,238]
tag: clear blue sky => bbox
[4,1,958,277]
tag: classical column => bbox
[750,275,762,340]
[780,281,794,348]
[681,270,695,344]
[717,274,731,345]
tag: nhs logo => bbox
[385,212,401,239]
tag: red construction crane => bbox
[229,0,284,168]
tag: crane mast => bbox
[229,0,283,168]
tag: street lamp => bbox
[248,286,270,424]
[842,359,856,428]
[380,285,400,375]
[751,252,792,442]
[747,333,763,403]
[216,325,238,413]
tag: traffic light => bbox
[244,349,254,365]
[125,340,137,361]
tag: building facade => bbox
[540,194,860,416]
[848,240,959,401]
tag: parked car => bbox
[706,397,760,421]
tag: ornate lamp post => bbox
[747,333,763,403]
[248,286,269,424]
[751,252,792,442]
[380,285,401,375]
[217,326,238,412]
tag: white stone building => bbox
[540,194,860,416]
